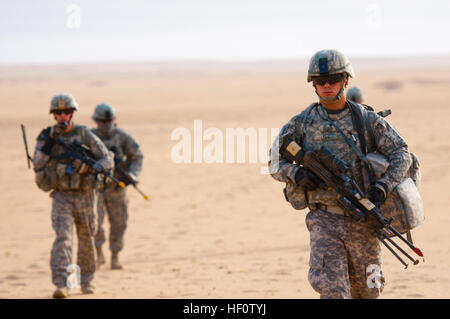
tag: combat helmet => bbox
[49,93,79,113]
[347,86,364,103]
[307,49,354,82]
[92,103,116,121]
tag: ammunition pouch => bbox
[306,187,341,207]
[35,160,97,192]
[35,167,54,192]
[283,181,308,210]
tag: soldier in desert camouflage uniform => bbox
[269,50,412,298]
[33,93,113,298]
[91,103,143,270]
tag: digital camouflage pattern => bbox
[91,126,143,187]
[271,103,412,197]
[33,123,113,291]
[50,191,97,288]
[49,93,79,113]
[91,126,143,254]
[270,102,411,298]
[306,209,383,298]
[33,125,113,192]
[307,49,355,82]
[92,103,116,121]
[95,187,128,253]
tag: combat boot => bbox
[81,283,95,295]
[111,252,123,270]
[97,246,105,268]
[53,287,68,299]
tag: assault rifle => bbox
[280,137,424,269]
[36,129,125,188]
[109,146,149,200]
[56,139,125,188]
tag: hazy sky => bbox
[1,0,449,64]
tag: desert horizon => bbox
[1,56,449,298]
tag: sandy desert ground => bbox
[0,57,449,299]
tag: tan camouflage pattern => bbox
[33,124,113,192]
[307,49,355,82]
[95,187,128,253]
[91,126,142,254]
[91,126,143,189]
[49,93,79,113]
[33,123,112,290]
[306,209,383,299]
[50,191,97,288]
[270,102,411,298]
[92,103,116,121]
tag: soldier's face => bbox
[315,77,348,99]
[54,110,73,123]
[96,120,114,133]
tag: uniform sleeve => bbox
[84,129,114,171]
[122,132,143,177]
[368,112,412,193]
[33,137,50,171]
[269,116,302,184]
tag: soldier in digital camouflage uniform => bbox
[33,93,114,298]
[269,50,412,298]
[91,103,143,270]
[347,86,364,103]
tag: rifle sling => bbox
[321,102,375,186]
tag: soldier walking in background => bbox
[33,93,113,298]
[91,103,143,270]
[269,50,412,298]
[346,86,364,103]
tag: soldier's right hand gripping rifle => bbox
[279,136,424,269]
[33,124,125,188]
[109,146,149,201]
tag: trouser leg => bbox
[105,188,128,253]
[50,192,74,288]
[94,192,106,249]
[347,222,383,299]
[74,192,97,287]
[306,210,352,299]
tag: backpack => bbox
[348,101,425,239]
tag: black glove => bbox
[38,127,54,155]
[38,122,68,155]
[369,183,387,208]
[294,168,324,191]
[50,123,67,138]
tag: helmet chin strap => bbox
[53,113,73,130]
[66,114,73,125]
[315,76,347,103]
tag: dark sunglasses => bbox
[312,74,345,86]
[54,109,73,115]
[98,119,112,124]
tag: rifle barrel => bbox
[133,184,149,200]
[383,232,419,264]
[377,232,408,269]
